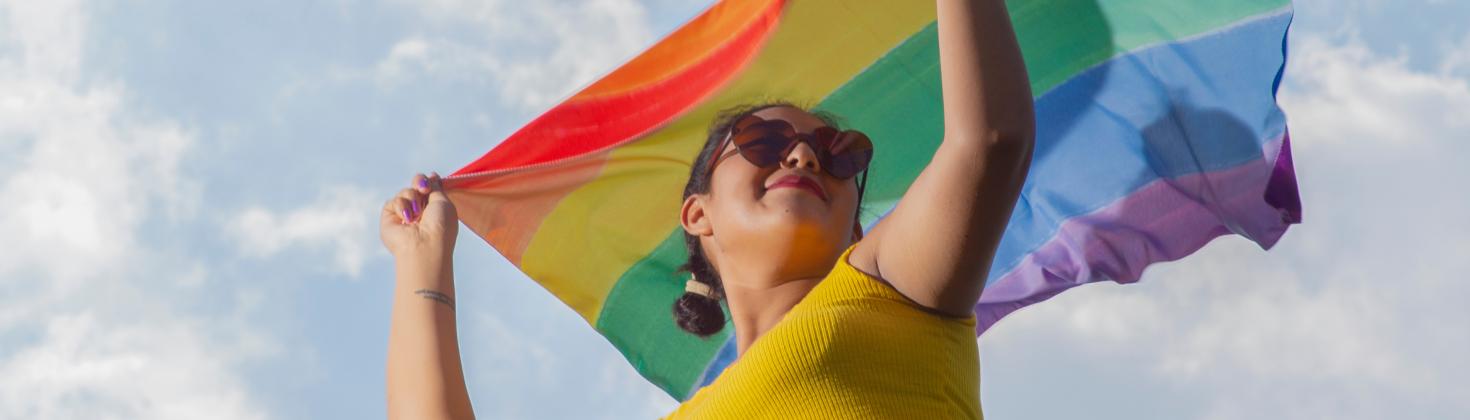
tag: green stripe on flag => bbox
[595,229,730,399]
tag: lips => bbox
[767,174,828,201]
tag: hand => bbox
[379,172,459,264]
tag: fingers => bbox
[393,194,419,224]
[386,172,451,226]
[391,172,431,224]
[411,173,432,195]
[382,195,414,225]
[424,172,451,204]
[396,188,426,222]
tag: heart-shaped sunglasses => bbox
[705,114,874,180]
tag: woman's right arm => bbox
[380,173,475,420]
[850,0,1034,317]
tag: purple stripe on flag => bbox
[975,134,1300,334]
[1264,132,1303,224]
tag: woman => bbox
[380,0,1033,418]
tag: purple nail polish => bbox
[402,208,411,223]
[411,200,420,217]
[418,178,428,189]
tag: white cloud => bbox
[0,85,195,283]
[379,0,654,109]
[0,0,84,80]
[1278,35,1470,147]
[362,36,497,89]
[0,0,272,418]
[0,313,269,420]
[376,37,432,81]
[226,186,378,278]
[983,33,1470,419]
[1438,32,1470,79]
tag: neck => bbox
[724,274,822,355]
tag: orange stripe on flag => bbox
[578,0,780,99]
[445,151,611,266]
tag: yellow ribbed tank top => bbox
[662,243,982,419]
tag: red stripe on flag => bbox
[452,0,785,177]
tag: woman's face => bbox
[681,106,862,283]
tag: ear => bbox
[681,194,714,237]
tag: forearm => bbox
[387,256,475,420]
[936,0,1035,146]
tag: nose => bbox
[781,141,821,173]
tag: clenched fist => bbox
[380,172,459,266]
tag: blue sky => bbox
[1,0,1467,419]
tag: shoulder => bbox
[841,240,976,321]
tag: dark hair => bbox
[671,100,865,337]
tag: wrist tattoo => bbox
[414,289,456,311]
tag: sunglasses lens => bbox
[824,131,873,179]
[727,117,873,179]
[733,123,794,168]
[729,134,787,168]
[828,151,870,179]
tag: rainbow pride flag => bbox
[445,0,1300,400]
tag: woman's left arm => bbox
[852,0,1034,317]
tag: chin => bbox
[761,196,835,224]
[754,204,847,247]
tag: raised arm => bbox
[851,0,1034,317]
[381,173,476,420]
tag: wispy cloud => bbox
[379,0,655,109]
[1438,32,1470,78]
[0,312,271,420]
[1280,34,1470,146]
[226,186,378,278]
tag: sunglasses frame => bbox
[705,114,873,180]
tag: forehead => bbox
[750,106,828,134]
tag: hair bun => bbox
[672,291,725,338]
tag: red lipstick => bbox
[768,175,828,201]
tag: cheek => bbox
[836,181,866,227]
[711,165,764,201]
[831,179,862,209]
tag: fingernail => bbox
[411,200,420,217]
[418,178,428,189]
[402,208,411,223]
